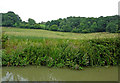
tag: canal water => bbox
[2,66,118,81]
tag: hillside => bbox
[2,27,118,40]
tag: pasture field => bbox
[1,27,120,69]
[2,27,118,40]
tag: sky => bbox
[0,0,119,23]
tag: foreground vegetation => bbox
[2,27,120,70]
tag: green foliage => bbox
[46,15,119,33]
[34,24,41,29]
[1,11,119,33]
[90,22,97,32]
[28,18,36,25]
[72,28,81,33]
[2,35,120,69]
[2,33,8,42]
[61,25,72,32]
[1,11,120,70]
[106,22,118,33]
[49,25,58,31]
[2,11,22,27]
[2,33,8,49]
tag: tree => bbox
[2,11,22,27]
[106,22,118,33]
[49,25,58,31]
[61,25,72,32]
[28,18,36,25]
[72,28,81,33]
[34,24,41,29]
[2,11,119,33]
[90,22,97,32]
[79,23,86,30]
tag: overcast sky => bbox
[0,0,119,23]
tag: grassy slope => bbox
[2,27,118,40]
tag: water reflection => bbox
[49,72,57,81]
[2,66,118,81]
[2,72,28,81]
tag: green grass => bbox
[2,27,120,69]
[2,27,118,40]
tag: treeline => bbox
[1,11,120,33]
[1,11,45,29]
[46,16,120,33]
